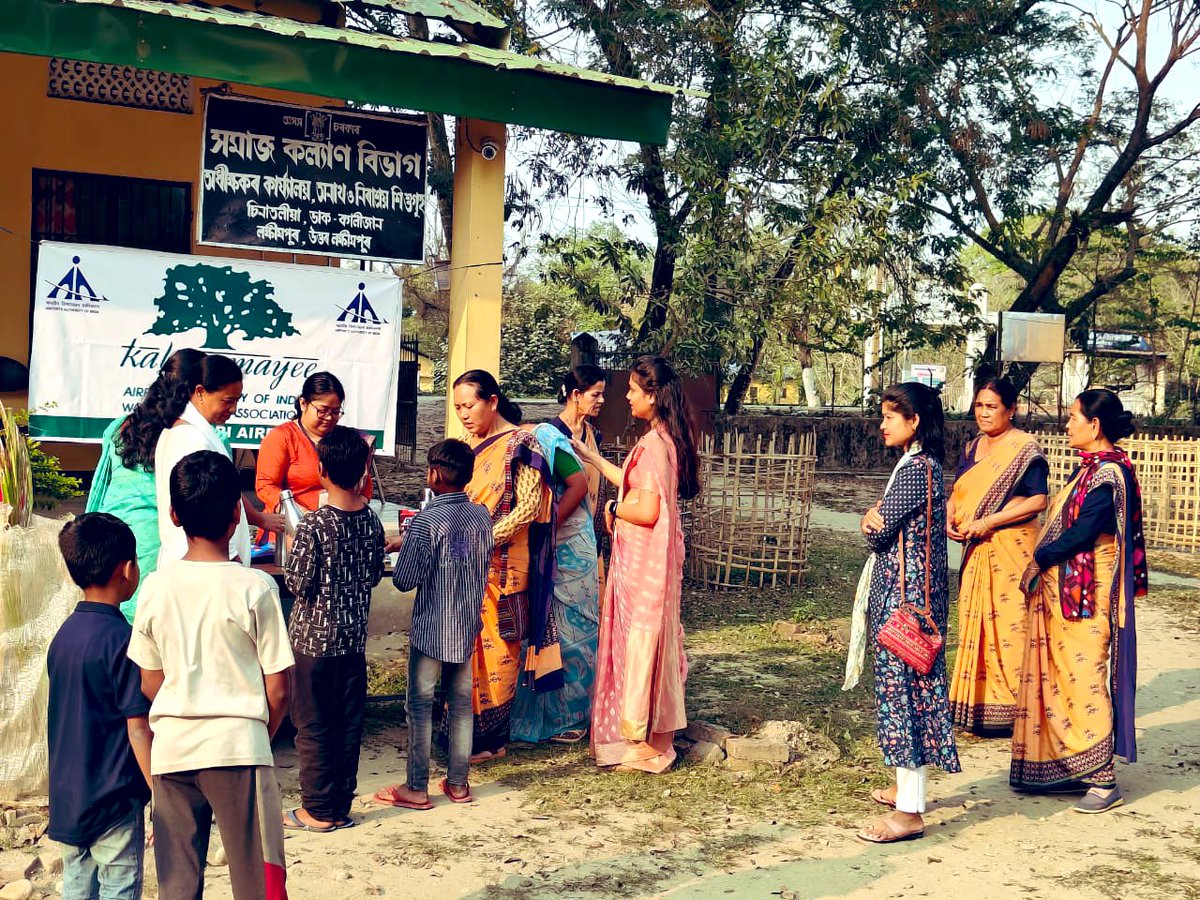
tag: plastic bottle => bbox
[276,489,305,568]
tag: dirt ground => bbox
[5,399,1198,899]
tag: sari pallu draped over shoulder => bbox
[510,421,601,743]
[1010,450,1147,789]
[465,429,560,753]
[949,431,1046,731]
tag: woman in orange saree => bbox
[452,370,558,760]
[947,378,1048,734]
[573,356,701,774]
[1011,390,1147,814]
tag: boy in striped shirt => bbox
[374,439,494,809]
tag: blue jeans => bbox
[407,648,473,791]
[61,804,145,900]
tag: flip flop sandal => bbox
[870,789,897,809]
[550,729,587,745]
[469,747,507,764]
[440,778,473,804]
[856,818,925,844]
[372,786,434,811]
[332,818,358,830]
[283,809,336,833]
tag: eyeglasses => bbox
[310,404,344,420]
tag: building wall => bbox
[0,37,342,467]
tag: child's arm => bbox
[391,515,433,592]
[264,672,290,740]
[251,576,295,740]
[283,518,319,600]
[127,716,153,792]
[140,668,165,702]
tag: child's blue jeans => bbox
[60,803,145,900]
[407,648,473,791]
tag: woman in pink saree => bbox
[572,356,701,773]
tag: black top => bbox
[47,602,151,846]
[284,504,386,657]
[1034,484,1117,570]
[957,440,1050,499]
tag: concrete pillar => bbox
[444,118,506,436]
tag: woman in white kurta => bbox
[154,354,283,565]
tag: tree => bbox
[145,264,299,349]
[839,0,1200,385]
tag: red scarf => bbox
[1060,448,1148,620]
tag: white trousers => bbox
[895,766,927,814]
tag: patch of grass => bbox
[366,657,407,696]
[1149,549,1200,580]
[1066,849,1200,900]
[484,862,676,899]
[1145,586,1200,632]
[385,832,462,868]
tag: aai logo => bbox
[335,282,387,334]
[44,255,107,312]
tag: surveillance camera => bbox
[480,139,499,161]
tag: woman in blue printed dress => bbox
[858,382,960,843]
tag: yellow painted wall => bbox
[0,35,343,468]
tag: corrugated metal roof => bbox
[349,0,507,31]
[1,0,696,143]
[74,0,692,99]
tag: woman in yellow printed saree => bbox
[1011,390,1147,814]
[947,378,1048,733]
[452,370,558,761]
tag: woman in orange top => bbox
[256,371,373,513]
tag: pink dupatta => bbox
[591,427,688,772]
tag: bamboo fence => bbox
[686,430,818,589]
[1032,432,1200,551]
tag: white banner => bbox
[28,242,402,451]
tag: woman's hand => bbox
[1020,561,1041,595]
[259,511,287,534]
[384,535,404,554]
[570,438,596,465]
[962,516,994,540]
[946,521,967,542]
[861,502,884,535]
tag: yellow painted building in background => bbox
[0,0,339,468]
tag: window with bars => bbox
[29,169,192,342]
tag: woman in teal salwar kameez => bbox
[511,366,607,744]
[86,348,205,623]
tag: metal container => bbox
[275,488,305,568]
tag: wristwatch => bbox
[606,500,618,519]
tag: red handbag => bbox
[877,459,944,675]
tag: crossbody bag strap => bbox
[915,457,939,638]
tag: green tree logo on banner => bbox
[145,263,300,349]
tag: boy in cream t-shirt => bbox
[129,450,294,900]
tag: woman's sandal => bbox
[440,778,473,804]
[469,747,507,764]
[856,817,925,844]
[870,789,897,809]
[372,785,434,811]
[550,729,587,745]
[283,808,336,833]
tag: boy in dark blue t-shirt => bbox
[48,513,153,899]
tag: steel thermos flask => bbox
[275,489,305,568]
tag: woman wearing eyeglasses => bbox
[256,371,374,513]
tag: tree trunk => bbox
[723,331,766,414]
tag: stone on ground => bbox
[0,879,33,900]
[683,720,733,748]
[755,720,841,767]
[684,740,726,766]
[724,736,790,765]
